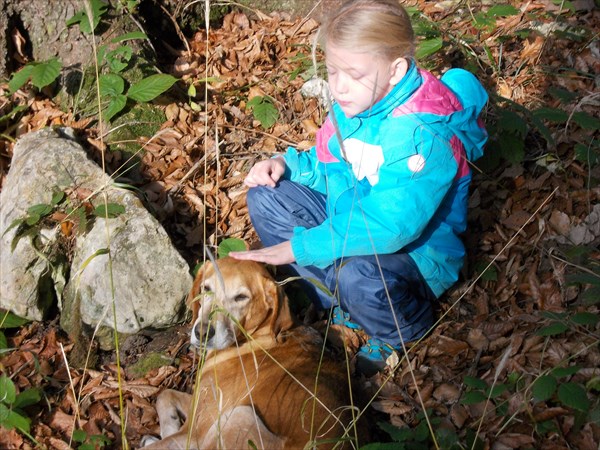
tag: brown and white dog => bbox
[140,257,362,449]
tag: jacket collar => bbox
[355,61,421,119]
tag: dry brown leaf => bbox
[432,383,460,403]
[496,432,535,448]
[371,399,413,416]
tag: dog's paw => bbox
[139,435,159,447]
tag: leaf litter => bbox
[0,1,599,448]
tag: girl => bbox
[231,0,488,375]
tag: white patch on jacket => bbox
[342,138,384,186]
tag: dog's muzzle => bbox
[190,315,235,350]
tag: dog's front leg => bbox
[139,389,195,449]
[155,389,193,438]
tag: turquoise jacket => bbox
[282,64,488,297]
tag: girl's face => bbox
[325,43,407,118]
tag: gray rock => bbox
[0,128,192,348]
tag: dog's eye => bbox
[234,294,249,303]
[202,286,212,293]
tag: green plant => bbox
[246,95,279,129]
[359,411,481,450]
[0,374,42,442]
[7,58,62,95]
[3,189,125,254]
[66,0,177,122]
[0,310,29,354]
[72,428,112,450]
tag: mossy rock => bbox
[126,351,174,378]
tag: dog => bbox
[140,257,362,449]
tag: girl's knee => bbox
[246,185,272,213]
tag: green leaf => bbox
[66,0,109,34]
[377,421,412,442]
[25,213,41,226]
[582,286,600,305]
[557,382,590,411]
[51,191,66,205]
[498,132,525,164]
[30,58,62,89]
[532,107,569,124]
[13,388,41,409]
[106,45,133,73]
[416,37,443,60]
[127,74,178,102]
[111,31,148,43]
[551,366,581,378]
[27,203,53,217]
[93,203,125,218]
[532,375,557,402]
[361,444,407,450]
[540,311,567,321]
[474,260,497,281]
[8,65,34,94]
[548,86,578,104]
[217,238,247,258]
[0,375,17,404]
[246,96,279,129]
[103,94,128,122]
[565,272,600,285]
[536,322,568,336]
[574,143,600,165]
[0,310,30,329]
[1,409,31,434]
[487,5,520,17]
[472,12,495,30]
[486,383,508,398]
[571,111,600,131]
[497,109,527,137]
[76,248,110,275]
[99,74,125,97]
[0,403,9,421]
[2,218,24,237]
[0,105,28,124]
[461,391,488,405]
[0,332,6,350]
[570,312,599,326]
[72,429,88,443]
[463,376,488,390]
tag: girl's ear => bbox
[389,57,409,86]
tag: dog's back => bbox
[192,326,358,449]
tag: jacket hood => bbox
[441,68,488,161]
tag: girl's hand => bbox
[244,156,286,188]
[229,241,295,266]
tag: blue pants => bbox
[247,180,436,346]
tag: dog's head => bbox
[186,257,295,350]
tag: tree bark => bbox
[0,0,94,79]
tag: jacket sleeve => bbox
[281,146,325,191]
[291,121,458,268]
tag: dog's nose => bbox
[190,316,203,348]
[190,316,216,348]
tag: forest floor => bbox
[1,1,599,449]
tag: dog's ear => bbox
[187,263,208,323]
[264,277,295,338]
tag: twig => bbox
[158,3,191,56]
[219,123,299,147]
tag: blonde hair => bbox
[318,0,415,61]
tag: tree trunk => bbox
[0,0,94,79]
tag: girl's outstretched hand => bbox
[244,156,286,188]
[229,241,295,266]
